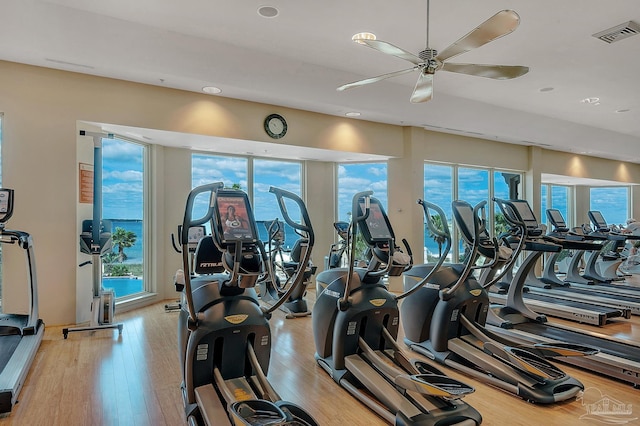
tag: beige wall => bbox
[1,60,639,325]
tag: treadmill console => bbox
[0,188,15,225]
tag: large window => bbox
[253,159,302,249]
[540,184,570,227]
[336,162,388,223]
[590,187,629,226]
[424,164,453,262]
[101,137,148,299]
[191,154,302,249]
[423,163,523,262]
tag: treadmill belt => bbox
[0,335,21,369]
[516,322,638,361]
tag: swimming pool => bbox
[102,276,144,298]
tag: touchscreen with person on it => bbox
[217,195,256,242]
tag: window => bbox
[336,162,388,223]
[191,154,303,248]
[101,137,148,299]
[540,185,570,227]
[424,164,453,262]
[253,159,302,249]
[191,154,248,231]
[590,187,629,226]
[424,162,524,262]
[495,171,522,235]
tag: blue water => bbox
[102,277,144,298]
[256,221,302,250]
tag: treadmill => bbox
[489,208,631,326]
[0,188,45,414]
[488,198,640,387]
[524,210,640,316]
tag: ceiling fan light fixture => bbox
[352,32,376,45]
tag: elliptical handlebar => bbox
[262,188,315,316]
[181,182,224,327]
[339,191,373,311]
[396,199,450,301]
[269,186,314,247]
[441,200,488,300]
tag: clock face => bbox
[264,114,287,139]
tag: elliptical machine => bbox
[313,191,481,426]
[257,218,316,318]
[177,183,318,426]
[401,199,590,404]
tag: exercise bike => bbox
[312,191,482,425]
[166,225,206,312]
[177,182,318,426]
[257,218,316,318]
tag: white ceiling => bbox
[2,1,640,173]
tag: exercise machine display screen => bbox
[590,211,607,229]
[0,189,12,222]
[512,201,539,229]
[215,195,257,243]
[187,226,206,250]
[334,221,349,234]
[359,199,393,243]
[547,209,565,227]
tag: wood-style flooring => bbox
[1,285,639,426]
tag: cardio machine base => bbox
[62,292,123,339]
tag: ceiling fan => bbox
[337,3,529,103]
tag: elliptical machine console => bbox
[177,182,318,426]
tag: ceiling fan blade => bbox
[410,71,433,103]
[441,63,529,79]
[337,67,418,91]
[436,10,521,63]
[355,39,423,65]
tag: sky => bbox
[98,138,631,239]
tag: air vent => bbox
[592,21,640,44]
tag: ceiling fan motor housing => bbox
[419,49,438,61]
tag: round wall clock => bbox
[264,113,288,139]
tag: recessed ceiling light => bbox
[202,86,222,94]
[258,6,279,18]
[616,109,631,113]
[581,97,600,105]
[539,87,554,92]
[345,112,361,117]
[352,32,376,45]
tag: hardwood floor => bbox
[1,287,639,426]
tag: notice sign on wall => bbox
[79,162,94,204]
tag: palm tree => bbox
[427,214,447,257]
[111,227,137,262]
